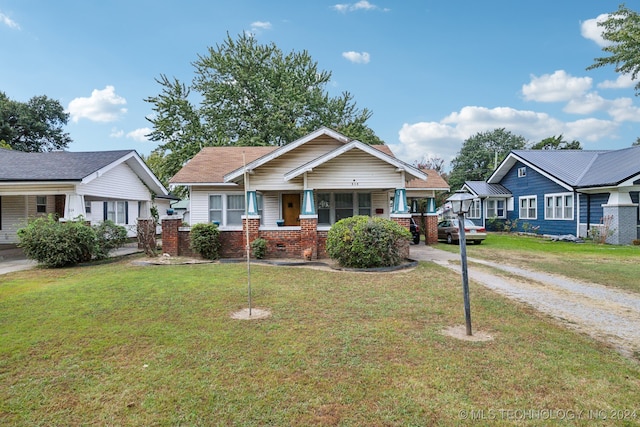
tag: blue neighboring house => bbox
[461,146,640,245]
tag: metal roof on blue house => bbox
[488,146,640,189]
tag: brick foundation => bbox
[425,215,438,245]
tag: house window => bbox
[487,199,506,218]
[335,193,353,222]
[316,192,372,225]
[208,194,245,227]
[106,201,128,224]
[468,199,481,219]
[519,196,537,219]
[85,201,92,214]
[545,193,573,220]
[36,196,47,213]
[518,167,527,177]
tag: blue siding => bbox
[498,161,576,235]
[579,193,608,224]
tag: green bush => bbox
[93,220,128,260]
[251,238,268,259]
[17,215,96,268]
[326,216,411,268]
[189,223,221,259]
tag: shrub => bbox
[93,220,128,260]
[251,238,268,259]
[189,223,221,259]
[17,215,96,268]
[326,216,411,268]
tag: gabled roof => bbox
[283,140,427,182]
[488,146,640,189]
[0,148,168,195]
[224,127,352,182]
[463,181,511,197]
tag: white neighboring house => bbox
[0,148,169,243]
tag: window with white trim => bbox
[545,193,573,220]
[107,201,127,224]
[486,199,506,218]
[468,199,481,219]
[208,194,245,226]
[519,196,537,219]
[36,196,47,213]
[518,167,526,177]
[317,192,372,225]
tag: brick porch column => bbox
[300,215,318,259]
[425,214,439,245]
[161,216,181,256]
[390,214,411,259]
[243,216,261,258]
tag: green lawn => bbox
[436,233,640,293]
[1,258,640,426]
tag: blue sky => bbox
[1,0,638,168]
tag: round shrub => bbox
[17,215,96,268]
[251,238,268,259]
[326,216,412,268]
[189,223,221,260]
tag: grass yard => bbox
[436,233,640,294]
[1,257,640,426]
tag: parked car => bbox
[409,217,420,244]
[437,218,486,244]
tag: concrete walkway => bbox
[410,244,640,359]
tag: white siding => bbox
[307,151,402,189]
[1,195,26,243]
[262,193,281,226]
[0,184,74,195]
[190,188,213,225]
[250,139,342,191]
[372,191,391,218]
[80,162,151,200]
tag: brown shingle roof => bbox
[406,169,449,190]
[170,146,277,184]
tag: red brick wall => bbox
[161,217,181,256]
[391,216,411,259]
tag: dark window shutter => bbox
[125,201,129,224]
[103,202,108,221]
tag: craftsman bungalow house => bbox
[0,148,169,243]
[166,127,447,259]
[462,147,640,244]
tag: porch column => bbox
[302,189,316,215]
[602,190,638,245]
[392,188,408,214]
[63,193,85,220]
[246,191,259,216]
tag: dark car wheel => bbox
[412,234,420,245]
[446,234,453,244]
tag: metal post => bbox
[458,212,472,335]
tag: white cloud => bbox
[581,13,611,47]
[126,128,152,142]
[393,105,621,166]
[0,11,20,29]
[67,86,127,123]
[250,21,272,33]
[522,70,592,102]
[598,73,635,89]
[342,51,370,64]
[332,1,389,12]
[109,128,124,138]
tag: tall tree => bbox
[413,155,446,174]
[530,135,582,150]
[587,4,640,95]
[0,92,71,152]
[146,33,382,180]
[448,128,527,191]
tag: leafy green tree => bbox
[145,33,381,180]
[633,137,640,146]
[587,4,640,95]
[0,92,71,152]
[530,135,582,150]
[448,128,527,191]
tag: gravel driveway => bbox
[410,245,640,360]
